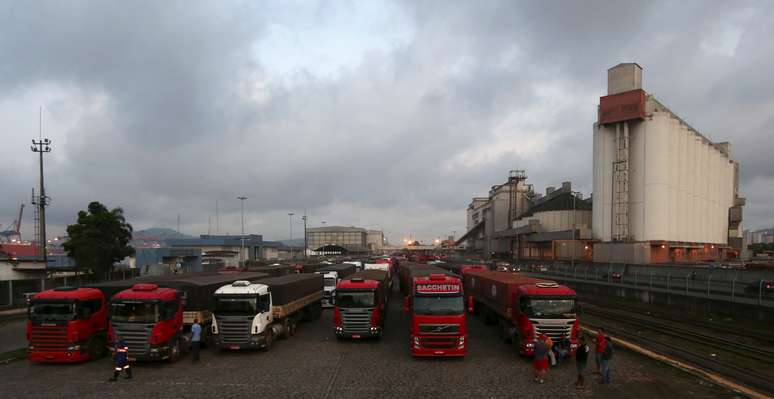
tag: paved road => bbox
[0,319,26,354]
[0,280,732,398]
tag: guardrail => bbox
[524,262,774,310]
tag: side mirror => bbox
[403,296,410,314]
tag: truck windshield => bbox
[214,297,257,315]
[335,290,375,308]
[29,301,76,321]
[324,278,337,288]
[522,298,576,318]
[413,295,464,316]
[110,301,157,323]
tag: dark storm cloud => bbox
[0,0,773,242]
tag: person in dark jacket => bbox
[109,340,132,382]
[575,336,590,387]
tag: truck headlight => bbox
[67,345,80,351]
[525,342,534,348]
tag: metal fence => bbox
[523,261,774,310]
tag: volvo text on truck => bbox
[333,269,390,339]
[400,263,467,357]
[464,271,579,356]
[211,273,323,350]
[88,271,268,361]
[27,287,108,363]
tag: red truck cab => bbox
[405,273,467,357]
[333,273,388,339]
[27,287,108,363]
[108,283,185,361]
[465,271,579,356]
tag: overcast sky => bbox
[1,1,773,244]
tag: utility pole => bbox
[176,213,180,235]
[237,196,247,235]
[216,200,220,233]
[301,213,308,259]
[288,212,294,260]
[31,108,51,266]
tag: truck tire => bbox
[86,335,107,360]
[168,339,181,363]
[288,319,297,337]
[261,330,273,351]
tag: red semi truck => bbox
[401,264,467,357]
[26,287,108,363]
[89,272,267,361]
[333,269,390,339]
[464,271,579,356]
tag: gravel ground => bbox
[0,281,736,398]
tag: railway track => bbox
[583,304,774,365]
[582,306,774,397]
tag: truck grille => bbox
[417,336,458,349]
[215,316,252,344]
[30,324,68,351]
[532,319,574,340]
[419,324,459,334]
[112,322,153,355]
[341,309,373,333]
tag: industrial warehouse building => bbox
[306,226,385,254]
[592,63,745,264]
[459,63,745,266]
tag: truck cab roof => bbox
[112,284,179,301]
[337,278,380,290]
[32,287,104,301]
[214,280,269,296]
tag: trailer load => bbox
[249,264,294,277]
[333,269,390,339]
[464,270,579,356]
[87,271,268,361]
[26,287,108,363]
[212,273,323,350]
[400,263,466,357]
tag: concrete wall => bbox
[593,242,651,264]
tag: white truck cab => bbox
[211,281,275,350]
[316,271,339,307]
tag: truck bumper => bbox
[109,344,174,361]
[28,348,90,363]
[334,327,382,339]
[214,334,266,350]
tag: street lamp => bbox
[237,196,248,235]
[288,213,294,260]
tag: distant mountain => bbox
[133,228,193,240]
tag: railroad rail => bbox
[582,305,774,397]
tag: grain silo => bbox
[592,63,745,264]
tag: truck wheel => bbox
[168,339,181,363]
[86,336,107,360]
[261,330,273,351]
[288,319,297,337]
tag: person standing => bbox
[600,336,614,384]
[191,318,202,362]
[109,340,132,382]
[575,336,589,387]
[545,334,556,367]
[593,328,607,374]
[532,334,549,384]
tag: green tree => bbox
[63,202,135,279]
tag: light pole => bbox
[288,212,294,260]
[237,196,247,235]
[570,191,582,270]
[301,214,308,259]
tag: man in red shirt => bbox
[593,328,607,374]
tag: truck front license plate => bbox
[229,345,240,350]
[352,335,361,339]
